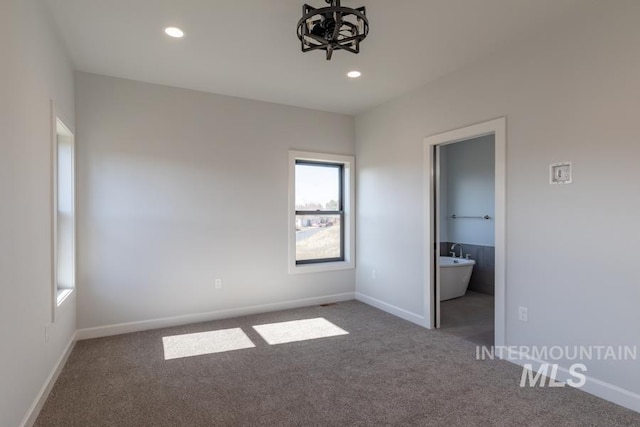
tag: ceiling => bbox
[43,0,582,115]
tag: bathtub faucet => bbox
[450,243,463,258]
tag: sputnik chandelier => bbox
[296,0,369,60]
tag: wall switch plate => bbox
[215,279,222,289]
[371,269,377,280]
[518,306,528,322]
[45,324,50,343]
[550,162,572,184]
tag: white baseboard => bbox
[20,332,77,427]
[76,292,356,340]
[355,292,427,327]
[354,294,639,413]
[505,352,640,413]
[20,293,640,423]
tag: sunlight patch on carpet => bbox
[252,317,349,345]
[162,328,255,360]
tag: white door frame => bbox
[422,117,506,348]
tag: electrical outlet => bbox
[371,269,377,280]
[44,324,50,343]
[215,279,222,289]
[518,306,528,322]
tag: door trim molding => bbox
[422,117,506,348]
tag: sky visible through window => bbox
[295,163,339,210]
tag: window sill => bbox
[289,260,354,275]
[56,288,74,307]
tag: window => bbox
[295,161,344,263]
[289,151,354,274]
[53,115,75,310]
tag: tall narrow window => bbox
[295,161,344,264]
[289,151,355,274]
[54,117,75,306]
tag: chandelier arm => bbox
[334,44,358,55]
[332,34,363,44]
[302,43,329,53]
[331,11,342,42]
[303,33,332,45]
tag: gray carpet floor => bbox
[35,300,640,426]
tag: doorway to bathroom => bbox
[423,118,506,348]
[437,135,495,346]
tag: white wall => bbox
[438,147,448,242]
[76,72,355,330]
[444,135,495,246]
[0,1,76,426]
[356,0,640,409]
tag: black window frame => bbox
[294,160,345,265]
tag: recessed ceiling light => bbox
[164,27,184,38]
[347,70,362,78]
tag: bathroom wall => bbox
[441,136,495,295]
[438,148,449,241]
[444,135,495,246]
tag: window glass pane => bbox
[56,133,74,291]
[296,215,341,261]
[295,163,340,211]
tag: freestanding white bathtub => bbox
[439,256,476,301]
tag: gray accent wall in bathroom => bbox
[441,242,495,295]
